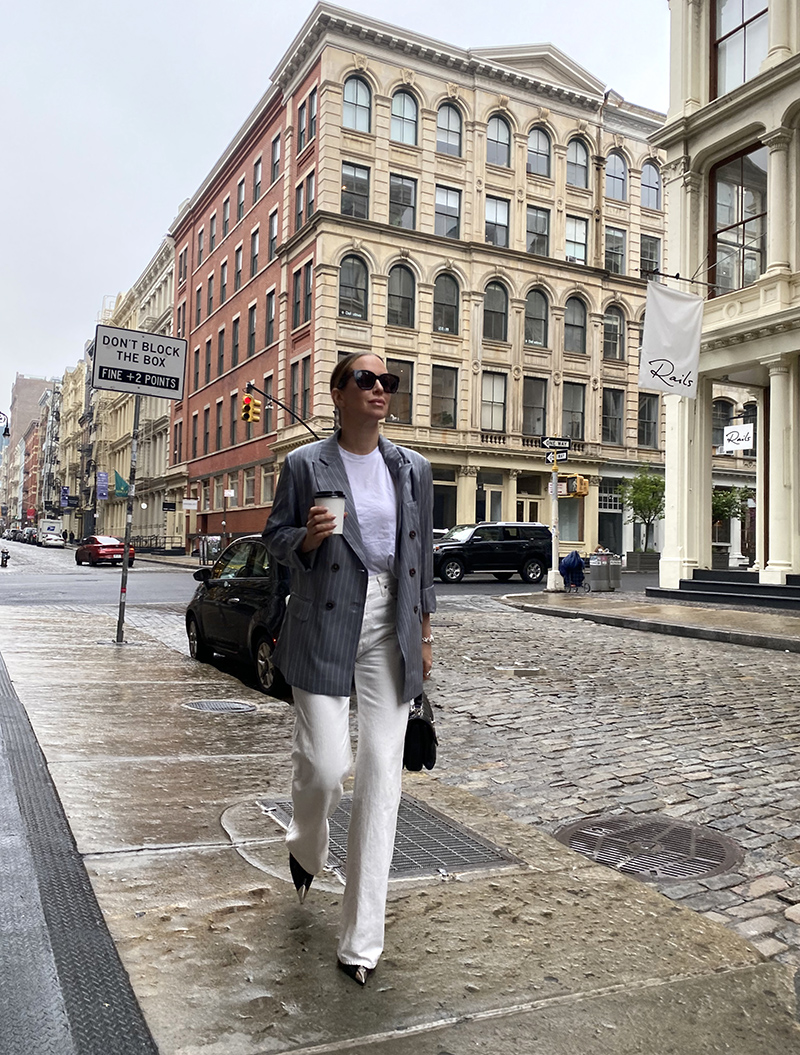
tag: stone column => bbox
[456,465,477,523]
[763,128,792,273]
[660,378,712,587]
[763,0,792,70]
[503,468,521,521]
[762,360,792,584]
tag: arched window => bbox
[603,306,625,360]
[342,76,371,133]
[605,152,627,200]
[641,162,661,210]
[564,297,587,353]
[339,255,368,319]
[527,128,551,177]
[524,290,548,347]
[432,273,459,334]
[387,264,415,328]
[391,91,418,145]
[566,138,588,188]
[712,399,735,448]
[483,282,508,342]
[436,103,462,156]
[487,115,511,167]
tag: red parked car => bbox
[75,535,135,567]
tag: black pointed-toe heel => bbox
[337,959,374,986]
[289,854,314,903]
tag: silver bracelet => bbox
[421,635,434,644]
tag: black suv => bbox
[186,535,290,697]
[433,522,552,584]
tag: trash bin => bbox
[609,554,622,590]
[589,552,611,591]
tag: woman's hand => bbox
[422,640,433,680]
[300,505,337,552]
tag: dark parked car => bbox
[185,535,290,697]
[75,535,135,566]
[433,522,553,584]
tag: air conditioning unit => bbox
[566,255,583,264]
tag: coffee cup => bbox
[314,491,346,535]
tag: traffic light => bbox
[250,398,262,423]
[566,475,589,496]
[241,395,254,422]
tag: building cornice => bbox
[652,51,800,151]
[173,2,665,238]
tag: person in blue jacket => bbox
[262,351,435,985]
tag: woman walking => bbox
[262,352,435,985]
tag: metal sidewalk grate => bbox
[260,793,521,879]
[183,699,257,713]
[555,813,744,881]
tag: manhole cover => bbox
[183,699,257,713]
[555,813,743,881]
[260,793,521,879]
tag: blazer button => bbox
[409,568,416,577]
[414,605,419,614]
[325,601,335,609]
[409,530,416,539]
[331,563,340,571]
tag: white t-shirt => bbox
[339,445,397,575]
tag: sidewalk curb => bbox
[504,600,800,654]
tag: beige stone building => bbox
[654,0,799,584]
[170,3,669,556]
[85,239,177,545]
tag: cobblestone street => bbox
[61,592,800,969]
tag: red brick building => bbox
[168,56,320,543]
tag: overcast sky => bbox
[0,0,669,416]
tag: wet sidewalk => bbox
[2,605,800,1053]
[505,589,800,654]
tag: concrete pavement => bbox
[2,599,800,1053]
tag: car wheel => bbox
[129,559,134,567]
[75,555,82,565]
[254,634,286,697]
[492,572,513,582]
[440,558,465,583]
[520,558,545,584]
[187,615,212,662]
[89,558,98,567]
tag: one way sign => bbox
[545,450,569,464]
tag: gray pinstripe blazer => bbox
[261,433,436,699]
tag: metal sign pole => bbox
[545,467,563,592]
[115,393,141,644]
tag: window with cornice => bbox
[713,0,768,97]
[710,144,767,294]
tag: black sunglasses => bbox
[338,369,400,394]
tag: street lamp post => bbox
[0,411,10,438]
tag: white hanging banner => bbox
[638,282,704,399]
[723,423,754,451]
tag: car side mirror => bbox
[193,567,212,583]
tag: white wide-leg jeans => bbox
[287,572,409,969]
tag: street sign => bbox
[93,324,187,401]
[182,499,198,510]
[162,501,177,511]
[545,450,569,464]
[542,436,571,450]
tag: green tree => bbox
[617,467,665,552]
[712,487,752,527]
